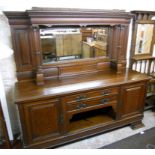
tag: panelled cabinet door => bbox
[12,26,35,71]
[110,25,128,61]
[19,99,62,146]
[121,83,146,118]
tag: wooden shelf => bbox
[69,107,114,132]
[132,55,155,61]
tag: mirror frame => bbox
[134,24,154,55]
[130,11,155,59]
[4,8,133,85]
[29,8,132,85]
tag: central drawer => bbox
[66,95,118,113]
[62,87,119,104]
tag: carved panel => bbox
[12,27,35,71]
[21,99,61,144]
[121,83,146,117]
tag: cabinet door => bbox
[12,26,35,71]
[121,83,146,118]
[18,99,62,145]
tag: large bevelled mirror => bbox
[40,27,108,64]
[135,24,154,55]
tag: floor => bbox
[57,110,155,149]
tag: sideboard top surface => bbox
[15,69,150,103]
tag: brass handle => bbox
[77,103,87,109]
[101,90,111,96]
[76,95,87,102]
[101,98,110,104]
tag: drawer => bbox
[66,95,118,112]
[62,87,119,103]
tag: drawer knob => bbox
[101,98,110,104]
[101,90,111,96]
[76,95,86,102]
[77,103,87,109]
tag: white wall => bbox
[0,0,154,139]
[0,13,17,140]
[0,0,155,11]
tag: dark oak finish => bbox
[4,8,133,84]
[121,83,146,117]
[19,98,62,145]
[4,8,151,148]
[14,70,150,148]
[12,26,35,71]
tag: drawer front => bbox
[62,87,119,103]
[66,95,118,112]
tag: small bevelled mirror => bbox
[135,24,154,55]
[40,27,108,64]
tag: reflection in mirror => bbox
[151,16,155,20]
[40,27,108,64]
[135,24,154,55]
[152,44,155,57]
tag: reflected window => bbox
[135,24,154,55]
[151,16,155,20]
[40,27,108,64]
